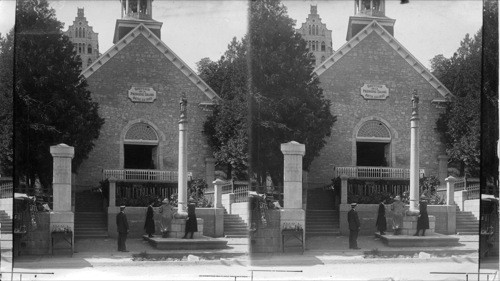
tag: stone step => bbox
[144,236,228,250]
[224,234,248,238]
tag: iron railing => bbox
[103,169,192,182]
[234,185,249,203]
[334,166,425,179]
[0,181,13,199]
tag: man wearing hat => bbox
[348,203,361,249]
[116,205,129,252]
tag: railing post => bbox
[109,177,117,207]
[213,178,224,208]
[445,176,457,205]
[340,174,348,204]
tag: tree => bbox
[198,38,249,179]
[249,0,335,186]
[0,32,14,177]
[433,30,481,177]
[13,0,104,190]
[481,0,498,191]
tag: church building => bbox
[303,0,452,235]
[63,8,100,70]
[296,5,334,68]
[72,0,219,237]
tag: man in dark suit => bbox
[116,205,129,252]
[348,203,361,249]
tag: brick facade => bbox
[75,34,213,189]
[308,31,447,186]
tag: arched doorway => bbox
[356,120,391,167]
[123,122,159,169]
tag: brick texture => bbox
[76,34,213,188]
[308,32,446,185]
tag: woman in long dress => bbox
[159,199,174,238]
[144,201,155,237]
[414,196,429,236]
[375,201,387,235]
[391,196,405,235]
[183,202,198,239]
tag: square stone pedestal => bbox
[400,215,435,236]
[165,218,204,238]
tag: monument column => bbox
[409,91,420,212]
[50,143,75,252]
[177,94,188,217]
[280,141,306,252]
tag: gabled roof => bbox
[81,24,221,102]
[314,20,453,100]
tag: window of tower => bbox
[88,58,92,65]
[74,29,77,38]
[322,29,325,36]
[88,44,92,54]
[321,56,325,63]
[315,25,318,35]
[309,25,311,35]
[83,28,85,36]
[321,42,325,51]
[312,43,316,51]
[78,44,81,53]
[130,0,138,12]
[139,0,148,14]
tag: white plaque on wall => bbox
[360,84,389,100]
[128,86,157,103]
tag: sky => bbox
[0,0,482,71]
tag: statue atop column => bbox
[411,90,419,117]
[180,93,187,121]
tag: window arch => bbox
[125,122,159,143]
[356,120,391,141]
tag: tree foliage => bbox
[0,32,14,176]
[249,0,336,186]
[481,0,498,191]
[13,0,104,189]
[432,30,481,177]
[198,38,249,179]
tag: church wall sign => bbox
[360,83,389,100]
[128,86,157,103]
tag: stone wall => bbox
[76,34,214,189]
[107,206,222,238]
[250,210,281,253]
[309,31,446,184]
[339,204,455,235]
[18,212,50,255]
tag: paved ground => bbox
[6,234,493,280]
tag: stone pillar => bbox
[108,177,117,208]
[438,155,449,189]
[280,141,305,209]
[177,95,188,217]
[340,174,348,204]
[205,157,216,191]
[213,178,224,208]
[280,141,306,252]
[49,143,75,252]
[445,176,457,205]
[409,91,420,212]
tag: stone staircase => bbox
[0,210,12,234]
[306,209,340,236]
[306,188,340,236]
[74,191,108,238]
[456,206,479,235]
[224,212,248,238]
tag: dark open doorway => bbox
[124,144,156,169]
[356,142,389,166]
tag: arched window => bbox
[322,29,325,36]
[78,44,81,53]
[321,56,325,63]
[308,25,311,35]
[123,122,160,170]
[83,28,86,37]
[88,44,92,54]
[355,120,392,167]
[321,42,326,51]
[312,42,316,51]
[74,29,77,38]
[316,25,318,35]
[88,58,92,66]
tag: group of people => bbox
[348,195,430,249]
[115,199,199,252]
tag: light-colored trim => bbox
[81,24,221,102]
[314,20,453,100]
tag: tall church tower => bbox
[64,8,100,70]
[346,0,395,40]
[113,0,163,43]
[296,5,333,68]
